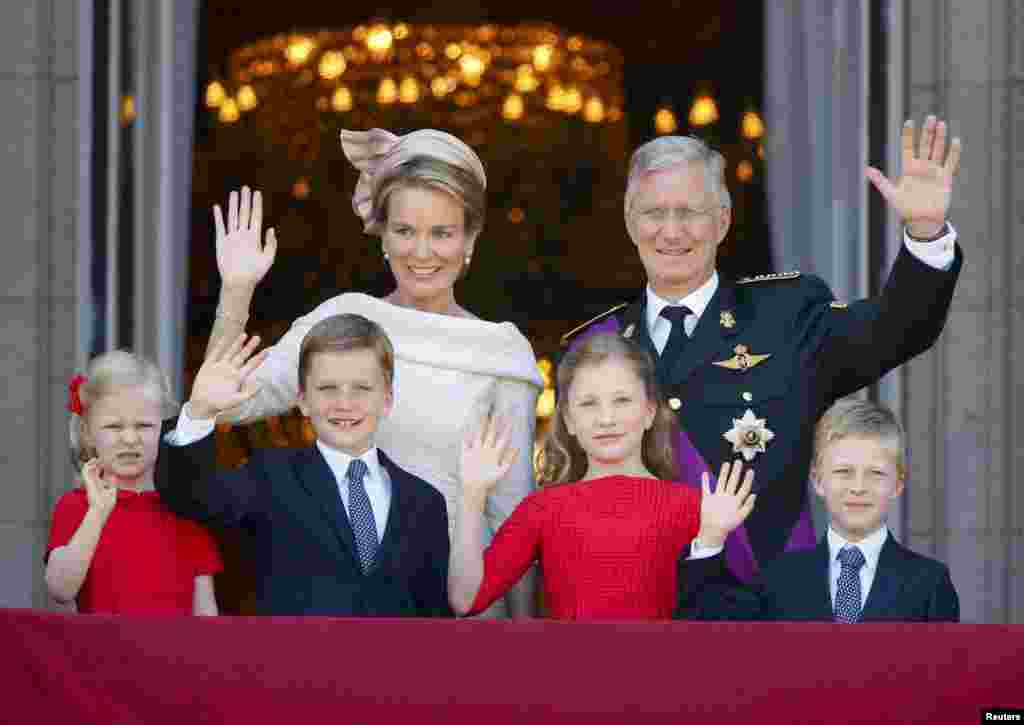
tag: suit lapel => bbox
[666,284,741,386]
[809,538,835,620]
[293,446,359,562]
[861,534,906,620]
[374,450,407,568]
[619,297,659,364]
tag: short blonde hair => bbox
[370,156,486,239]
[298,313,395,391]
[813,398,906,478]
[68,350,179,471]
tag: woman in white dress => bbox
[206,128,541,617]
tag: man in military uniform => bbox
[563,117,963,581]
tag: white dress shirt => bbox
[644,226,958,355]
[646,272,719,354]
[826,525,889,609]
[315,441,391,540]
[165,403,391,538]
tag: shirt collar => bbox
[645,271,719,332]
[826,525,888,573]
[315,441,381,483]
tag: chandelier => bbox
[204,22,625,160]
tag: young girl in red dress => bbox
[45,351,222,615]
[449,333,756,620]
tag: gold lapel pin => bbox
[713,344,772,371]
[720,310,736,329]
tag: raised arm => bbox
[45,460,117,603]
[207,187,277,357]
[157,334,269,527]
[483,380,540,616]
[449,413,529,615]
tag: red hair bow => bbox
[68,374,87,415]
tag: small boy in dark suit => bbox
[157,314,452,617]
[677,397,959,622]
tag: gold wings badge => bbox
[713,344,771,371]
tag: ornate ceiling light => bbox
[204,22,625,161]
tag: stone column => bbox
[902,0,1023,623]
[0,1,83,609]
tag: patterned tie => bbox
[345,458,379,573]
[658,305,693,381]
[834,545,866,623]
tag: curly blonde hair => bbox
[68,350,179,471]
[538,333,678,485]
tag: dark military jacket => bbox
[563,244,963,575]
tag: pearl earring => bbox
[465,255,472,266]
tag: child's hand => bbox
[82,459,117,518]
[460,414,517,504]
[189,333,268,419]
[697,460,756,549]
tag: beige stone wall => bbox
[0,1,81,609]
[902,0,1023,623]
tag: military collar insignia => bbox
[713,344,771,371]
[736,270,801,285]
[724,409,775,461]
[560,303,628,346]
[720,310,736,329]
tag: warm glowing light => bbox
[532,44,554,71]
[741,110,765,140]
[459,53,485,77]
[366,25,393,53]
[608,106,623,122]
[502,93,524,121]
[567,35,583,52]
[285,37,315,65]
[431,76,452,97]
[318,50,346,80]
[562,86,582,114]
[736,160,754,183]
[399,76,420,103]
[757,143,765,160]
[236,85,257,111]
[415,42,435,60]
[688,93,719,126]
[514,65,539,93]
[445,43,462,60]
[582,96,605,123]
[454,90,477,107]
[393,23,411,40]
[654,107,678,134]
[331,85,353,112]
[218,98,240,123]
[119,95,136,126]
[205,81,226,108]
[546,84,565,111]
[536,388,555,418]
[508,207,526,224]
[377,77,398,104]
[292,177,311,199]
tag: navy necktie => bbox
[658,305,693,378]
[345,458,379,573]
[834,545,866,623]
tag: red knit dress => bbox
[468,475,701,620]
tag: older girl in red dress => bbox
[449,333,755,620]
[45,351,222,615]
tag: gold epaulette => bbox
[736,270,802,285]
[560,303,628,346]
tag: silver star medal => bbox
[723,409,775,461]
